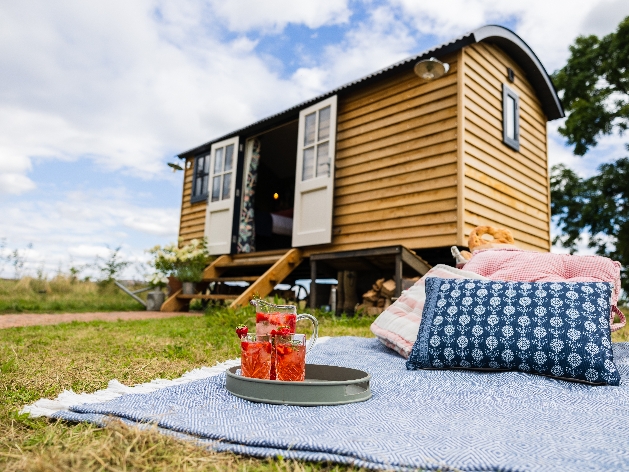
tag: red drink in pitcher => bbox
[275,334,306,382]
[255,311,297,336]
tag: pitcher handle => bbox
[296,313,318,354]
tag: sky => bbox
[1,0,629,280]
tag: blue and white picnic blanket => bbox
[54,337,629,471]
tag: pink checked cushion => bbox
[462,248,625,331]
[370,265,488,358]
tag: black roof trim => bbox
[179,25,563,159]
[472,25,564,121]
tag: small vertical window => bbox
[210,143,235,202]
[301,105,332,181]
[191,154,211,202]
[502,84,520,151]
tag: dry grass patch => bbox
[0,277,145,314]
[0,307,374,471]
[2,418,361,472]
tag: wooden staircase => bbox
[161,249,303,312]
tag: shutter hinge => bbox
[236,189,240,197]
[232,236,237,243]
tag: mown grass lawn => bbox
[1,299,627,471]
[0,306,374,471]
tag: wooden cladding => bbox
[460,42,550,252]
[319,53,460,253]
[179,157,206,245]
[176,40,552,255]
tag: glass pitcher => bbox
[250,298,318,353]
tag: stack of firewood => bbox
[357,277,420,316]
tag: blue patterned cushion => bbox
[407,278,620,385]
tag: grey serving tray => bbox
[225,364,372,406]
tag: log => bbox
[362,289,379,302]
[381,279,396,298]
[372,278,385,292]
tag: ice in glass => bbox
[275,334,306,382]
[240,334,272,380]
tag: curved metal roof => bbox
[179,25,563,158]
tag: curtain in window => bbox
[237,139,260,253]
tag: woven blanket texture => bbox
[55,337,629,472]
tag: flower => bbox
[146,238,212,283]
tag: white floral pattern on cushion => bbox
[407,278,620,385]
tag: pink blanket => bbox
[463,248,625,331]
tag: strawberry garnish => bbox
[236,324,248,338]
[275,325,291,336]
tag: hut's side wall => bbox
[178,157,206,244]
[320,52,460,253]
[460,42,550,251]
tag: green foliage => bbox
[147,238,212,283]
[552,16,629,156]
[551,16,629,300]
[551,160,629,298]
[96,246,131,283]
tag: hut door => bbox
[204,136,239,255]
[292,95,338,247]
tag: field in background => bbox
[0,277,145,314]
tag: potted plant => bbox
[147,238,211,296]
[174,239,210,294]
[146,272,167,310]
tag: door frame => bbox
[292,94,338,247]
[203,136,241,255]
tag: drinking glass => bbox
[240,334,272,380]
[274,333,306,382]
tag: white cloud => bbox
[0,0,313,188]
[0,187,179,279]
[0,173,36,195]
[207,0,351,33]
[289,5,417,96]
[548,120,628,178]
[391,0,627,71]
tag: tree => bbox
[552,17,629,156]
[550,17,629,299]
[551,159,629,294]
[96,246,131,283]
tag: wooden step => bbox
[162,249,304,312]
[204,276,259,283]
[176,294,237,300]
[229,248,303,309]
[214,255,282,268]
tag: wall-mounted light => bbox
[273,192,279,200]
[414,57,450,81]
[507,67,515,83]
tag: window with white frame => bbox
[302,105,332,180]
[209,143,235,202]
[502,84,520,151]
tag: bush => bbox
[49,275,72,294]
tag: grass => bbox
[1,300,627,471]
[0,277,145,314]
[0,306,374,471]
